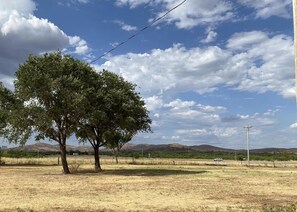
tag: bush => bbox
[132,152,141,159]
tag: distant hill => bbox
[9,143,93,153]
[7,143,297,154]
[121,143,234,153]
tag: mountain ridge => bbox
[5,142,297,154]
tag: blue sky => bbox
[1,0,297,149]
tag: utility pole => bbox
[244,125,252,166]
[293,0,297,101]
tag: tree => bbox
[14,51,93,174]
[76,70,151,172]
[104,129,133,164]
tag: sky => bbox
[0,0,297,149]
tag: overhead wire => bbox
[89,0,187,64]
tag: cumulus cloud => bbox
[238,0,292,19]
[201,31,218,44]
[289,123,297,129]
[101,44,236,96]
[0,0,90,86]
[97,29,292,146]
[115,0,234,29]
[101,30,294,99]
[227,31,294,98]
[143,95,164,111]
[164,99,195,110]
[69,36,90,54]
[141,96,278,146]
[113,20,137,32]
[226,31,269,50]
[158,0,234,29]
[115,0,291,31]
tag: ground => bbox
[0,157,297,211]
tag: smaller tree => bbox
[104,129,133,164]
[76,70,151,171]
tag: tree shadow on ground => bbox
[72,168,207,176]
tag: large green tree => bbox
[14,52,93,174]
[76,70,151,172]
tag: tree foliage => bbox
[76,70,151,171]
[14,51,94,174]
[104,129,134,164]
[0,83,31,145]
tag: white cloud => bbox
[212,127,237,138]
[158,0,234,29]
[161,99,223,126]
[113,20,137,32]
[58,0,90,7]
[76,0,90,4]
[176,129,209,136]
[201,31,218,44]
[115,0,151,8]
[263,109,280,116]
[100,44,235,96]
[238,0,292,19]
[289,123,297,129]
[144,95,164,111]
[98,29,293,147]
[0,0,36,19]
[115,0,234,29]
[226,31,268,50]
[228,32,295,98]
[69,36,90,54]
[115,0,291,30]
[0,0,91,83]
[164,99,195,110]
[100,30,294,99]
[134,92,280,147]
[197,104,226,113]
[176,126,240,139]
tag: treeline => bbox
[2,149,296,162]
[118,151,297,161]
[0,150,92,158]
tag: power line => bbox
[90,0,187,64]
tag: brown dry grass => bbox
[0,158,297,211]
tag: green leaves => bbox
[0,82,32,145]
[76,69,152,149]
[13,51,95,144]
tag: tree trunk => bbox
[93,147,102,172]
[59,143,70,174]
[115,152,119,164]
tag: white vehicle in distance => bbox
[213,158,224,161]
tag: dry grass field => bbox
[0,157,297,211]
